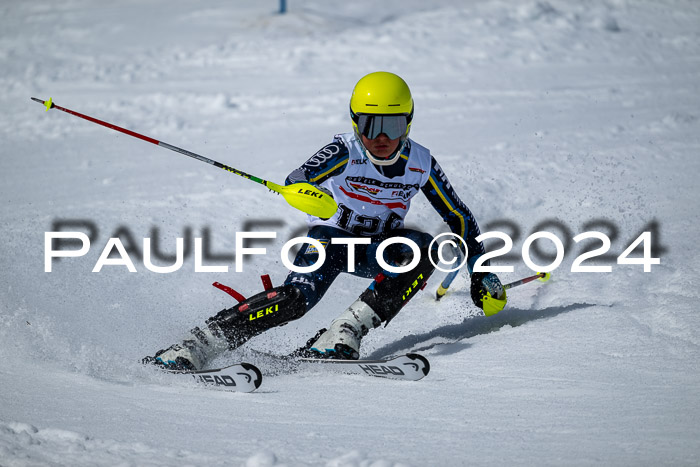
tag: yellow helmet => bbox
[350,72,414,166]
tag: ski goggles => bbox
[354,113,410,140]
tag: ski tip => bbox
[240,362,264,390]
[406,353,430,377]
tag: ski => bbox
[296,353,430,381]
[250,352,430,381]
[164,362,263,393]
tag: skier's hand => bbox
[470,272,507,315]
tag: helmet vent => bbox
[365,104,378,106]
[388,104,401,106]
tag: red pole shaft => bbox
[30,97,263,181]
[33,97,160,145]
[503,272,546,290]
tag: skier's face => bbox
[361,133,400,159]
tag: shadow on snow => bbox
[368,303,597,359]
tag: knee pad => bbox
[206,284,307,348]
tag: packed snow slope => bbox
[2,0,700,465]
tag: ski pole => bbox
[436,268,551,301]
[435,247,463,300]
[503,271,551,291]
[30,97,338,219]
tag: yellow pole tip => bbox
[537,272,552,282]
[45,97,53,111]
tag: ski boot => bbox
[142,324,229,371]
[297,246,435,360]
[303,299,382,360]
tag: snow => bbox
[2,0,700,465]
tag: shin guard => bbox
[360,247,436,324]
[206,284,307,349]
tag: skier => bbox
[143,72,507,370]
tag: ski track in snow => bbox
[2,0,700,465]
